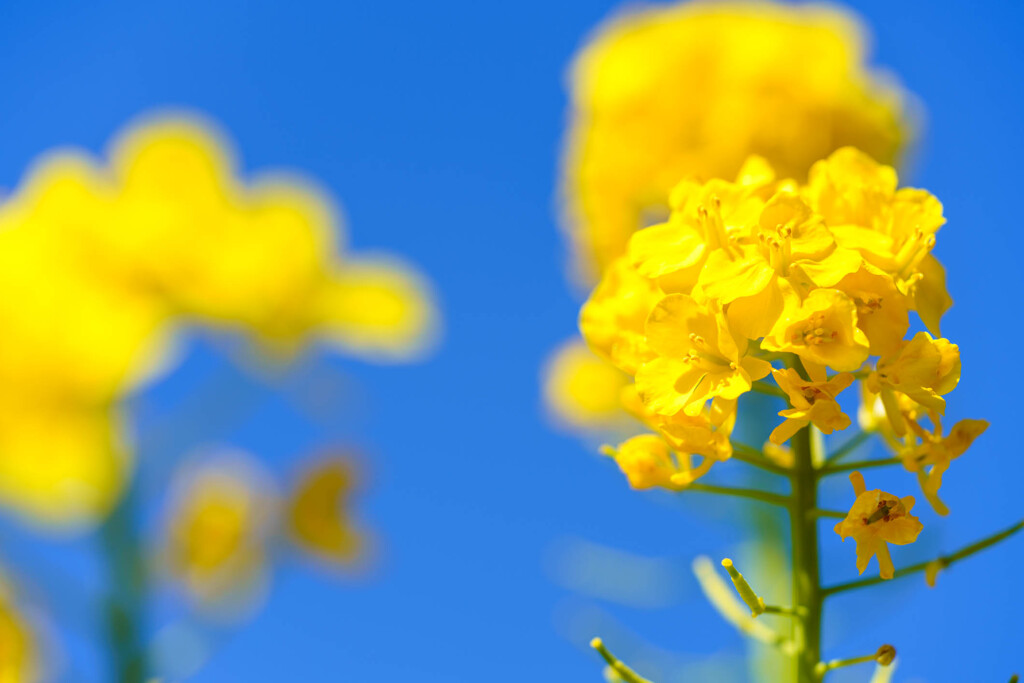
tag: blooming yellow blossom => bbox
[164,453,277,607]
[543,339,631,430]
[638,294,770,416]
[763,287,870,371]
[867,332,960,435]
[287,457,365,566]
[563,0,910,281]
[834,472,922,579]
[769,368,854,444]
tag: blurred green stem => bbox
[100,481,148,683]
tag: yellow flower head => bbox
[563,0,910,281]
[287,456,366,567]
[769,367,854,444]
[163,452,277,609]
[543,339,631,430]
[834,471,922,579]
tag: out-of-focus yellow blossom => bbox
[769,368,854,444]
[0,166,169,527]
[164,453,277,607]
[0,113,438,528]
[601,435,684,490]
[543,339,631,430]
[834,472,922,579]
[287,457,365,566]
[33,116,437,359]
[563,0,910,282]
[0,591,38,683]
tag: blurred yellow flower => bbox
[601,434,683,490]
[543,339,630,430]
[834,472,922,579]
[163,453,277,608]
[562,0,910,282]
[287,457,366,566]
[0,595,38,683]
[0,112,439,528]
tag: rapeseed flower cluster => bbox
[583,146,985,571]
[0,115,436,528]
[546,0,914,435]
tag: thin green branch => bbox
[752,380,787,399]
[807,509,847,520]
[731,441,792,477]
[817,458,902,478]
[823,519,1024,597]
[821,430,874,467]
[590,638,653,683]
[762,604,805,618]
[686,483,791,508]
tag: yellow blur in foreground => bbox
[562,0,911,282]
[0,114,438,528]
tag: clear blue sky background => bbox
[0,1,1020,681]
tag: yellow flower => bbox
[898,416,988,516]
[601,435,683,490]
[543,339,631,430]
[834,471,922,579]
[832,264,909,357]
[580,257,663,373]
[805,148,951,335]
[763,287,870,372]
[868,332,960,434]
[637,294,770,416]
[287,457,366,567]
[164,452,277,608]
[769,367,854,444]
[562,1,909,281]
[0,577,39,683]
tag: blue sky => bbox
[0,1,1021,680]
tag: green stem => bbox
[752,381,787,399]
[817,458,902,478]
[731,441,792,477]
[590,638,653,683]
[100,482,148,683]
[686,483,791,508]
[822,431,873,466]
[788,427,821,683]
[822,519,1024,597]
